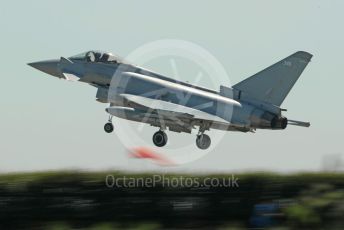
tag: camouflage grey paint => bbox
[28,50,311,134]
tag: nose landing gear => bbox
[104,115,114,133]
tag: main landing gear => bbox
[196,134,211,150]
[152,130,168,147]
[151,128,211,150]
[104,115,114,133]
[195,123,211,150]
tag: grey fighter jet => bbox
[28,50,311,149]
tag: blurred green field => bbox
[1,171,344,229]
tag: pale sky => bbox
[0,0,343,172]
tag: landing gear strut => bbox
[196,134,211,150]
[196,123,211,150]
[104,115,114,133]
[152,130,168,147]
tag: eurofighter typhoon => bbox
[28,51,311,149]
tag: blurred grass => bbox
[2,170,344,184]
[1,171,344,229]
[45,222,161,230]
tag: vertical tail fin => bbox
[233,51,312,106]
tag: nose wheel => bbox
[153,130,168,147]
[104,115,114,133]
[104,123,114,133]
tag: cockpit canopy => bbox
[69,51,121,64]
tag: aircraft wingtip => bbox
[295,51,313,62]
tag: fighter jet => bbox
[28,50,311,149]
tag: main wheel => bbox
[152,131,168,147]
[196,134,211,150]
[104,123,114,133]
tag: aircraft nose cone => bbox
[28,59,61,78]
